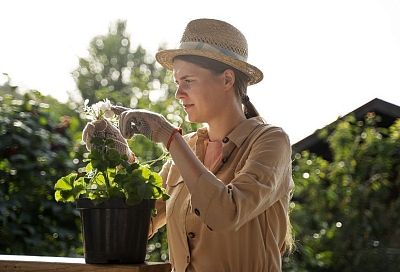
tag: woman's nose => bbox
[175,85,184,99]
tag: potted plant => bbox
[54,99,168,264]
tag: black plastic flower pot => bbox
[76,197,155,264]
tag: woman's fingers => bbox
[119,111,142,139]
[116,109,155,140]
[119,111,130,138]
[82,123,95,150]
[113,106,137,139]
[111,105,131,115]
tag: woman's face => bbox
[173,59,227,123]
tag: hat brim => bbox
[156,49,263,85]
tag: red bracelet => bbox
[166,128,182,151]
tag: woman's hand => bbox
[82,122,97,151]
[82,118,136,163]
[112,106,176,146]
[113,106,205,195]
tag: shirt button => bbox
[194,208,200,216]
[188,232,196,239]
[222,137,229,143]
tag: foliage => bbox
[73,20,133,105]
[0,73,18,96]
[285,114,400,271]
[146,226,169,262]
[54,136,169,205]
[0,91,83,256]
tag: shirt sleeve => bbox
[190,127,293,232]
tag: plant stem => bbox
[142,151,170,166]
[103,170,110,198]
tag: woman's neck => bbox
[207,110,246,141]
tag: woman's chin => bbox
[186,114,201,123]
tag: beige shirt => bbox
[151,117,294,272]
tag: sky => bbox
[1,0,399,143]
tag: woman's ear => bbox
[223,69,235,89]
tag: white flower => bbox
[98,99,112,112]
[104,109,115,118]
[83,99,115,121]
[91,103,100,115]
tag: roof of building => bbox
[292,98,400,160]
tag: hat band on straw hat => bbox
[179,41,247,62]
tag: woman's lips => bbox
[183,104,194,110]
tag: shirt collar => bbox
[226,116,266,148]
[191,116,266,148]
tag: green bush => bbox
[0,91,83,256]
[286,114,400,271]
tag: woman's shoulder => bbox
[252,117,291,146]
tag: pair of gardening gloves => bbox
[82,106,177,161]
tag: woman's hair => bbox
[173,55,259,119]
[283,210,295,256]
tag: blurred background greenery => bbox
[1,20,399,271]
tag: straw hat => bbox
[156,18,263,85]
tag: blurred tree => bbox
[73,20,133,105]
[0,89,83,256]
[285,114,400,271]
[0,73,19,97]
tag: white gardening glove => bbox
[112,106,178,147]
[82,118,135,163]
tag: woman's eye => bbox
[175,79,193,89]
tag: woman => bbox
[115,18,294,272]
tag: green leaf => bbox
[54,190,63,202]
[106,148,122,164]
[149,172,162,187]
[85,162,93,172]
[139,166,151,179]
[60,190,77,202]
[54,173,76,190]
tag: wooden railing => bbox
[0,255,171,272]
